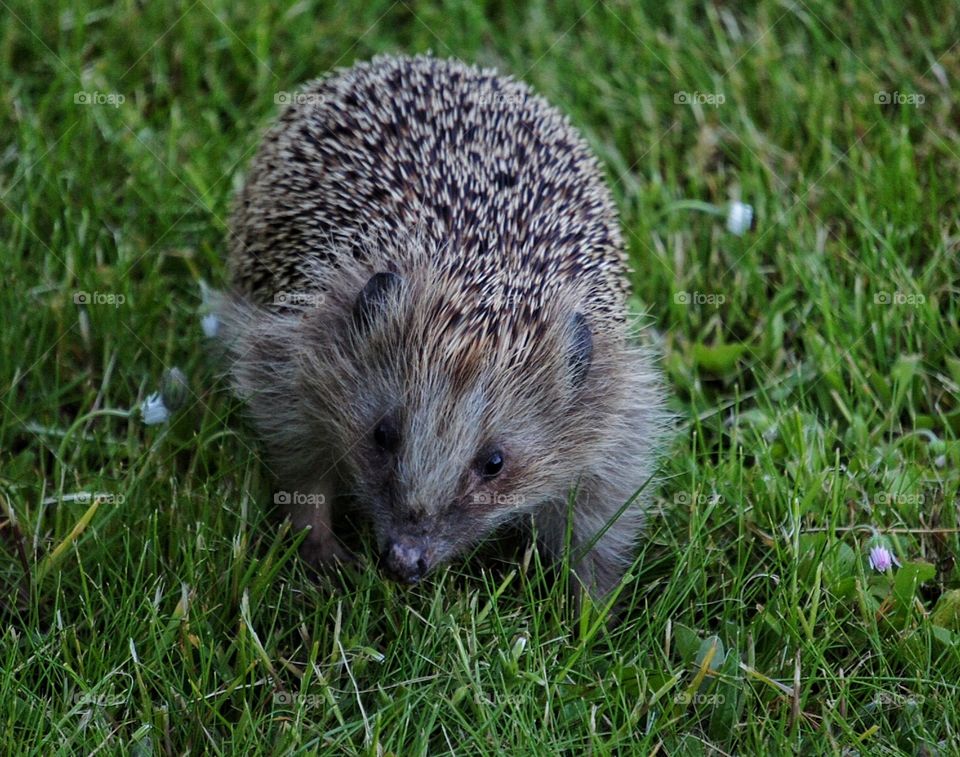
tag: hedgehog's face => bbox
[336,271,602,584]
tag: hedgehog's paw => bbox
[278,477,356,572]
[572,546,625,604]
[299,530,357,570]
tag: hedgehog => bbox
[216,54,669,601]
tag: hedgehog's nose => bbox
[381,537,429,584]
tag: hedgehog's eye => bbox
[480,450,505,478]
[373,419,400,452]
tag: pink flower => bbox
[868,545,899,572]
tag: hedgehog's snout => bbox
[380,535,432,584]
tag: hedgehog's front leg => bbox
[570,531,632,604]
[534,485,643,605]
[570,480,648,604]
[280,475,351,566]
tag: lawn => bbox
[2,0,959,753]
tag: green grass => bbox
[2,0,959,753]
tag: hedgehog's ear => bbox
[354,272,402,329]
[568,312,593,386]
